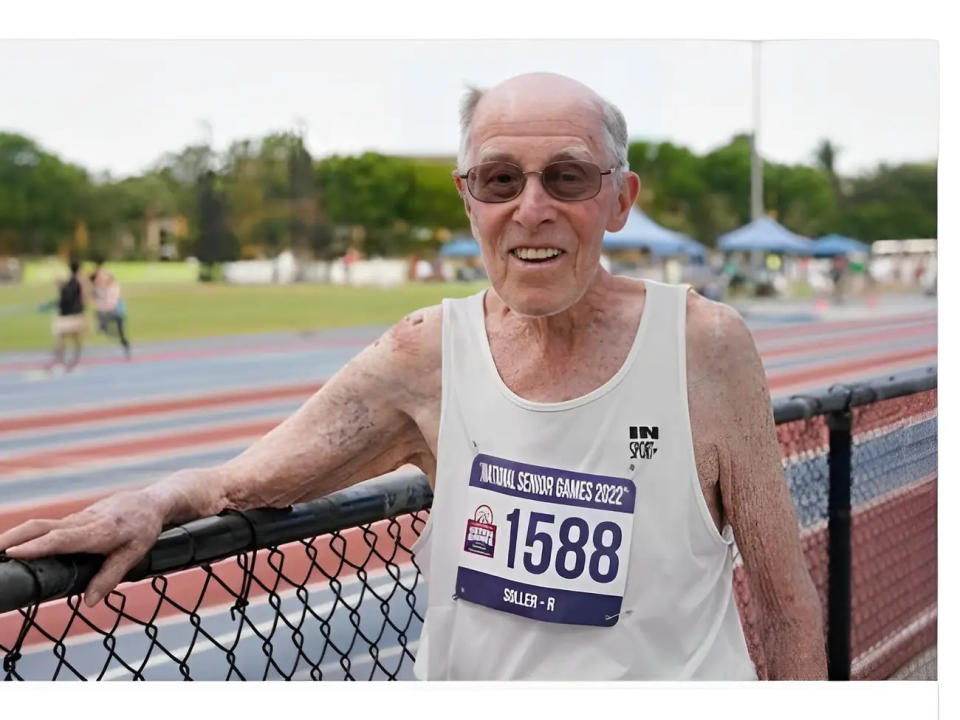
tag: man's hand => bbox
[0,464,226,607]
[0,489,166,607]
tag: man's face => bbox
[454,79,638,317]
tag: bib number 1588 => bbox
[504,509,623,583]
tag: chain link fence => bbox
[1,368,937,680]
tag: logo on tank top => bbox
[628,425,659,460]
[464,505,497,557]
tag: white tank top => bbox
[412,279,757,680]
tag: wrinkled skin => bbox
[0,489,166,606]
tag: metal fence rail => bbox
[0,367,937,680]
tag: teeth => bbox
[513,247,562,260]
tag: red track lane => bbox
[749,311,935,341]
[0,419,283,476]
[765,346,937,391]
[0,491,122,533]
[0,514,423,650]
[758,322,935,359]
[850,479,937,670]
[0,337,374,374]
[0,382,320,435]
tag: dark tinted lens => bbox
[542,161,601,200]
[468,162,525,202]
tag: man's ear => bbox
[452,171,472,217]
[606,172,641,232]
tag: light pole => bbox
[751,41,764,221]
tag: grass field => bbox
[22,259,200,285]
[0,280,490,351]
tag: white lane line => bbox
[851,604,937,678]
[0,438,255,484]
[0,380,314,422]
[0,398,302,446]
[853,409,937,446]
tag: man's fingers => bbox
[2,527,93,559]
[0,519,65,553]
[84,549,142,607]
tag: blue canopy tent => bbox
[717,217,814,255]
[812,234,870,257]
[603,208,706,259]
[438,236,481,258]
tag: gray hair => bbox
[457,85,630,181]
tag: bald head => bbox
[457,73,629,177]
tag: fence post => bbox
[827,407,853,680]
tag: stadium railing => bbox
[0,367,937,681]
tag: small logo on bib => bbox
[628,425,659,460]
[464,505,497,558]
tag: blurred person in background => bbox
[47,257,90,374]
[830,255,848,304]
[90,259,132,360]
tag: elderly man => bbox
[0,73,826,680]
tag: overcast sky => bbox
[0,39,938,179]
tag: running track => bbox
[0,296,938,679]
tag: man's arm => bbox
[688,295,827,680]
[0,306,442,606]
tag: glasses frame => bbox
[457,160,618,203]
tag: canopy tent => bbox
[603,208,706,259]
[717,217,815,255]
[812,234,871,257]
[438,236,481,258]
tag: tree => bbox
[699,134,754,228]
[83,170,186,258]
[764,163,836,237]
[1,128,936,262]
[813,138,846,219]
[217,132,327,259]
[0,133,90,255]
[316,153,419,256]
[407,162,468,233]
[835,162,937,240]
[195,170,236,279]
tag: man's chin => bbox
[494,286,579,318]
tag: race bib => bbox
[455,453,636,627]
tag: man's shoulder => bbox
[683,291,772,453]
[684,290,759,385]
[379,304,443,374]
[338,304,442,414]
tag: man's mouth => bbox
[510,247,565,263]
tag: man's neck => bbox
[485,269,641,358]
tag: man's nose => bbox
[511,173,558,231]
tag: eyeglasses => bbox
[458,160,616,203]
